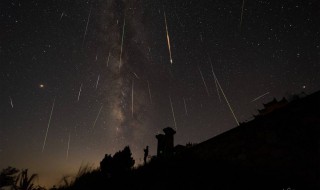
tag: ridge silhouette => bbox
[2,91,319,190]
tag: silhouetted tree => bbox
[100,154,113,176]
[0,167,19,188]
[100,146,135,177]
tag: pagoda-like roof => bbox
[258,97,288,115]
[163,127,176,135]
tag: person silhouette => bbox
[143,146,149,164]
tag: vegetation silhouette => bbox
[57,146,135,190]
[100,146,135,177]
[0,167,44,190]
[16,169,38,190]
[0,167,19,188]
[57,164,101,190]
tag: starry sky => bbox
[1,0,319,187]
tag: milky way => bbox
[91,0,157,156]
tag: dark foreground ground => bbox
[59,91,320,190]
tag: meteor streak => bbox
[106,51,110,67]
[183,97,188,116]
[211,65,239,126]
[95,75,100,89]
[239,0,245,29]
[132,80,134,117]
[169,96,177,130]
[42,97,56,152]
[164,10,173,64]
[119,16,126,72]
[200,33,203,42]
[198,66,210,96]
[92,105,103,129]
[147,80,152,104]
[82,5,92,46]
[214,78,221,102]
[210,63,221,102]
[9,96,13,108]
[77,84,82,101]
[251,92,270,102]
[66,132,71,160]
[60,12,64,20]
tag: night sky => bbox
[1,0,319,187]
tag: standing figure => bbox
[144,146,149,164]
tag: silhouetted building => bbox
[257,97,288,116]
[156,127,176,158]
[173,144,185,155]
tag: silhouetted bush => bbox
[57,164,100,190]
[0,167,40,190]
[15,169,38,190]
[100,146,134,177]
[0,166,19,188]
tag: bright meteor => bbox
[164,10,173,64]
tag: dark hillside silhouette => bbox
[140,91,318,189]
[170,90,320,189]
[56,91,319,190]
